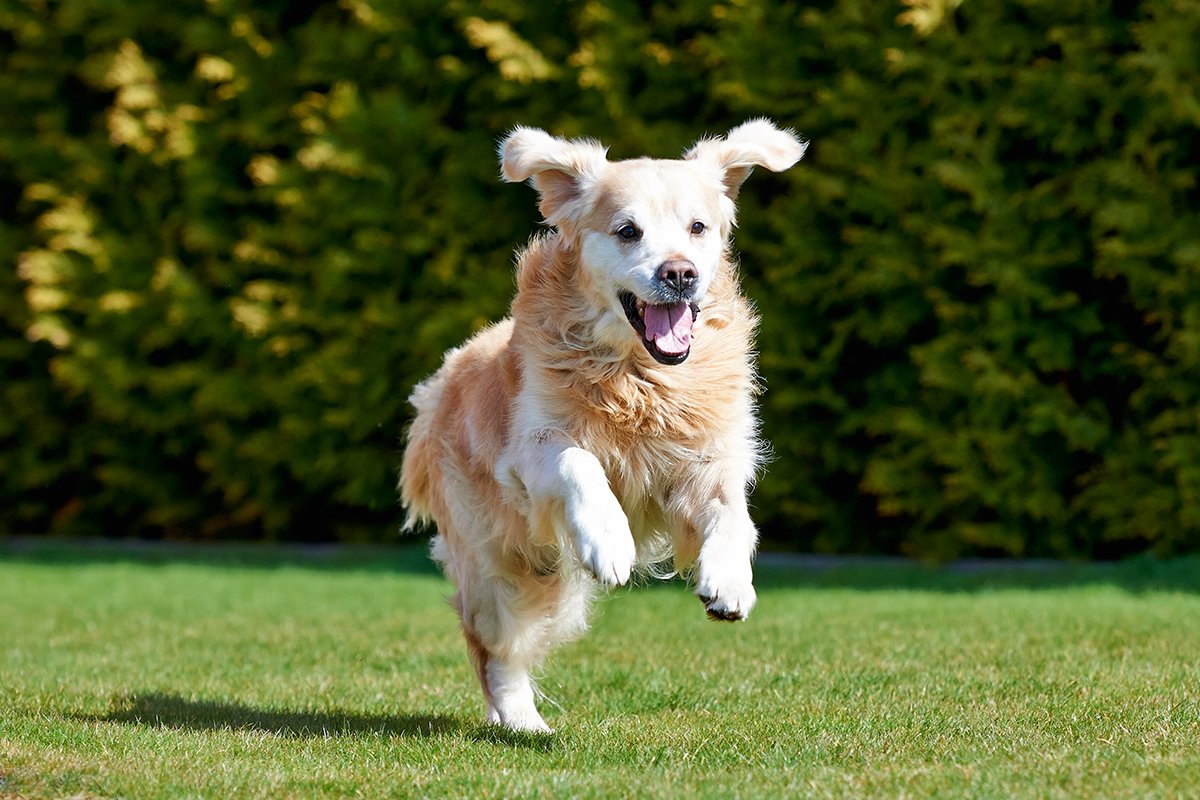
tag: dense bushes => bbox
[3,0,1198,556]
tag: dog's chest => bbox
[569,406,711,505]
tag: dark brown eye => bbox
[616,224,641,241]
[690,221,706,235]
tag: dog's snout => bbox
[658,260,698,295]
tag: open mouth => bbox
[619,291,701,366]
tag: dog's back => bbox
[399,320,520,532]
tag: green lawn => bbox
[1,542,1197,799]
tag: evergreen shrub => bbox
[3,0,1197,555]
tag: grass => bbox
[1,541,1198,799]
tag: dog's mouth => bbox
[619,291,701,366]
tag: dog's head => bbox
[500,119,806,365]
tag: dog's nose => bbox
[658,260,698,295]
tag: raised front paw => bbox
[567,492,636,588]
[695,559,757,621]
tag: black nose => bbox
[658,260,698,295]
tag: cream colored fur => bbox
[400,119,806,732]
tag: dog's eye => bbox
[690,221,706,235]
[615,224,642,242]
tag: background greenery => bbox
[3,0,1198,557]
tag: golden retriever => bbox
[400,120,806,732]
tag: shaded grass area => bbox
[1,540,1198,799]
[88,693,459,738]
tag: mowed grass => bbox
[1,542,1197,799]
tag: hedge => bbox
[2,0,1198,557]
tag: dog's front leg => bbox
[689,491,759,621]
[506,439,636,587]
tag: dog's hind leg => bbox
[486,567,595,733]
[432,533,506,725]
[460,575,555,733]
[434,482,596,732]
[460,561,596,733]
[440,543,557,731]
[453,590,500,724]
[484,657,548,732]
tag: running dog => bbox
[400,119,806,732]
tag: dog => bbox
[400,119,806,732]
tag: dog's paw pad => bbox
[697,594,742,621]
[695,580,756,621]
[699,594,748,621]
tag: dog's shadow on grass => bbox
[89,693,459,739]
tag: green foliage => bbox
[2,0,1198,555]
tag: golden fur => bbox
[400,120,805,732]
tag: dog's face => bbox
[501,120,806,365]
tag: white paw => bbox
[695,553,756,621]
[496,707,552,734]
[567,491,635,587]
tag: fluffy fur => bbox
[400,119,806,732]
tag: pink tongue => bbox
[643,302,694,355]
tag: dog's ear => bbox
[685,118,807,200]
[499,127,609,226]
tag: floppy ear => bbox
[499,126,609,225]
[685,118,807,199]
